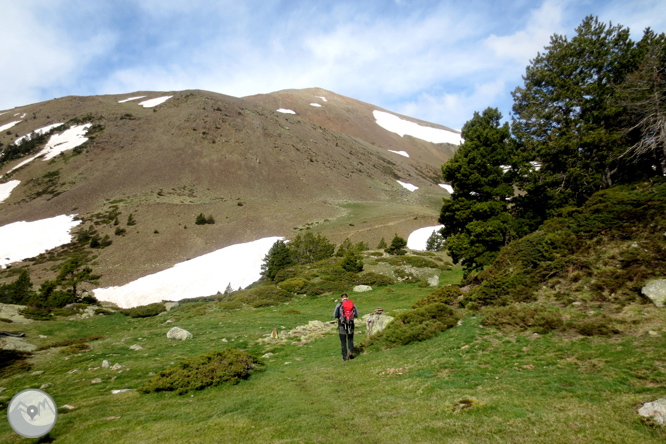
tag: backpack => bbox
[340,300,355,334]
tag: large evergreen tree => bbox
[438,107,516,274]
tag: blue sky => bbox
[1,0,665,129]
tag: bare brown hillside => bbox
[0,88,456,288]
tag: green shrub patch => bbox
[120,302,166,318]
[139,349,263,395]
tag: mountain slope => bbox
[0,88,458,294]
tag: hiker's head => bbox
[341,294,348,300]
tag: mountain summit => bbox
[0,88,458,297]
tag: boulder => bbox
[427,275,440,287]
[363,313,395,337]
[102,360,110,368]
[164,302,180,312]
[167,326,193,341]
[642,279,666,307]
[1,336,37,351]
[0,303,32,324]
[353,285,373,293]
[638,398,666,425]
[129,344,143,351]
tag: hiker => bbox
[334,293,358,361]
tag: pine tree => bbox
[55,257,101,298]
[341,250,364,273]
[261,240,294,281]
[385,235,407,255]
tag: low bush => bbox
[481,304,564,334]
[120,303,166,318]
[355,272,394,287]
[571,315,620,336]
[413,285,462,308]
[278,278,309,294]
[37,335,106,351]
[138,349,263,395]
[366,302,458,348]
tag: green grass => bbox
[1,270,665,443]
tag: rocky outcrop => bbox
[362,307,394,337]
[166,326,193,340]
[642,279,666,307]
[353,285,373,293]
[0,336,37,351]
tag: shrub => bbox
[355,272,395,287]
[571,316,620,336]
[413,285,462,308]
[385,235,407,255]
[341,250,364,273]
[278,278,309,294]
[368,303,458,348]
[37,335,106,351]
[243,285,292,307]
[481,304,564,334]
[120,302,166,318]
[138,349,263,395]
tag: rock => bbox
[362,313,394,337]
[164,302,180,312]
[40,383,53,390]
[638,398,666,425]
[648,331,661,337]
[262,352,275,359]
[104,416,121,421]
[353,285,373,293]
[0,303,32,324]
[111,389,132,395]
[427,275,440,287]
[307,320,325,329]
[129,344,143,351]
[642,279,666,307]
[91,378,102,384]
[31,370,44,376]
[0,387,5,393]
[61,404,75,410]
[68,368,79,374]
[111,363,122,371]
[1,336,37,351]
[102,360,110,368]
[167,326,193,341]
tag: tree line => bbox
[439,16,666,275]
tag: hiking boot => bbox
[348,353,354,360]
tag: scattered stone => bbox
[642,279,666,307]
[648,331,661,337]
[104,416,121,421]
[221,338,228,342]
[68,368,79,374]
[164,319,173,324]
[39,335,48,339]
[353,285,373,293]
[164,302,180,312]
[91,378,102,384]
[31,370,44,376]
[427,275,440,287]
[61,404,75,410]
[262,352,274,359]
[102,360,110,368]
[148,372,155,376]
[40,383,53,390]
[461,345,469,350]
[294,357,304,361]
[0,387,5,393]
[111,363,123,371]
[638,398,666,425]
[0,303,32,324]
[167,326,193,341]
[1,336,37,351]
[284,362,292,365]
[111,389,132,395]
[129,344,143,351]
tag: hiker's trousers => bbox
[339,332,354,360]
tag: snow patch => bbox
[389,150,410,158]
[277,109,296,114]
[0,180,20,203]
[0,121,21,132]
[93,236,284,308]
[8,124,91,173]
[310,103,322,107]
[118,96,146,103]
[139,96,172,108]
[373,110,462,145]
[530,161,542,171]
[316,96,327,102]
[407,225,445,251]
[397,180,418,192]
[0,215,81,269]
[439,184,454,194]
[14,123,64,145]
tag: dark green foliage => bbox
[413,285,462,308]
[572,316,620,336]
[370,303,458,348]
[119,303,166,318]
[481,304,564,334]
[377,238,387,249]
[114,227,127,236]
[277,278,309,294]
[127,213,137,226]
[36,335,106,351]
[138,349,262,395]
[385,235,407,255]
[0,350,32,378]
[56,257,101,298]
[426,230,446,252]
[355,272,394,287]
[261,240,294,281]
[0,270,33,304]
[341,250,364,273]
[289,232,335,264]
[220,285,293,308]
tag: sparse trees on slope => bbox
[261,240,294,281]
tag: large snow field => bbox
[118,96,146,103]
[14,123,64,145]
[8,124,91,174]
[373,110,462,145]
[0,180,21,203]
[93,236,284,308]
[397,180,418,192]
[407,225,445,251]
[0,215,81,269]
[0,121,22,132]
[138,96,172,108]
[277,108,296,114]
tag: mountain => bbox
[0,88,459,298]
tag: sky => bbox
[1,0,665,130]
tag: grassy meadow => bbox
[1,265,665,443]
